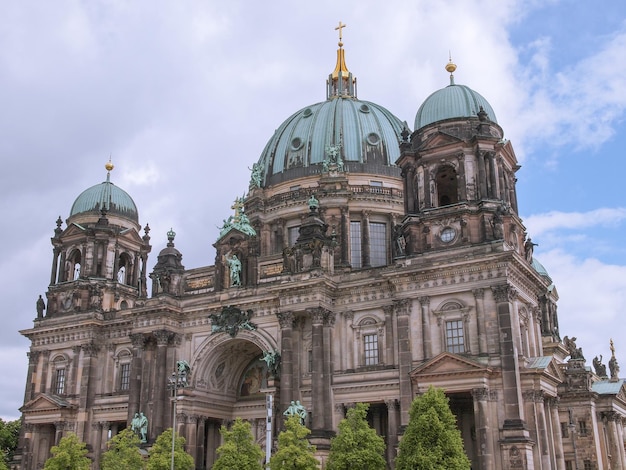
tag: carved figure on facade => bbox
[609,339,620,380]
[131,412,148,443]
[36,295,46,318]
[563,336,585,361]
[284,400,307,424]
[248,162,263,189]
[261,349,281,377]
[593,355,607,377]
[227,254,242,286]
[392,224,406,257]
[323,144,344,172]
[219,197,257,238]
[524,236,538,263]
[209,306,256,337]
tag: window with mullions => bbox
[350,221,362,268]
[364,334,379,366]
[119,363,131,391]
[288,226,300,247]
[54,368,66,395]
[370,222,386,267]
[445,320,465,353]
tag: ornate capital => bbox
[277,312,294,329]
[153,329,173,346]
[492,284,516,303]
[324,311,336,327]
[129,333,147,349]
[472,387,490,401]
[82,341,100,357]
[309,307,327,325]
[344,310,354,322]
[472,288,485,300]
[418,296,430,307]
[522,389,544,403]
[28,350,41,364]
[394,299,411,317]
[384,399,399,411]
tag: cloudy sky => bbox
[1,1,625,420]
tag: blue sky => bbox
[0,1,625,420]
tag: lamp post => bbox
[167,361,191,470]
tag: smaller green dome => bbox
[415,81,497,130]
[70,172,138,223]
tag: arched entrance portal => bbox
[183,331,276,468]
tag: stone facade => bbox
[13,46,626,470]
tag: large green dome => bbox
[256,42,406,188]
[414,66,497,130]
[70,169,138,223]
[258,97,405,187]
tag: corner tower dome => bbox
[256,26,407,188]
[69,161,139,224]
[414,59,497,130]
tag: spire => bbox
[327,21,357,99]
[103,159,114,212]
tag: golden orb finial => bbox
[105,159,114,172]
[445,54,457,74]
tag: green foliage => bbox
[43,433,91,470]
[269,416,319,470]
[147,428,194,470]
[396,386,471,470]
[101,427,145,470]
[0,418,20,464]
[327,403,386,470]
[213,418,264,470]
[0,449,8,470]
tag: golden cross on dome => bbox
[335,21,347,44]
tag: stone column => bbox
[472,387,495,470]
[385,399,400,468]
[492,284,534,469]
[419,296,431,359]
[477,151,487,200]
[383,305,395,366]
[344,311,354,371]
[78,342,100,443]
[340,208,349,266]
[394,299,412,426]
[617,417,626,469]
[54,421,64,445]
[277,311,294,425]
[185,415,198,463]
[473,288,488,355]
[128,333,146,423]
[24,350,40,403]
[606,412,624,470]
[362,211,371,268]
[323,312,336,431]
[456,153,468,201]
[153,329,172,437]
[50,247,60,285]
[310,308,326,432]
[40,350,50,394]
[196,417,206,469]
[546,397,565,470]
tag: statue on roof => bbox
[563,336,584,361]
[593,355,607,378]
[524,236,538,263]
[36,295,46,319]
[609,339,620,380]
[249,162,263,189]
[218,197,257,238]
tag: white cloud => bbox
[524,208,626,236]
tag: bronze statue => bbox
[36,295,45,319]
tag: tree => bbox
[327,403,386,470]
[43,433,91,470]
[213,418,264,470]
[396,386,471,470]
[0,418,20,465]
[147,428,194,470]
[269,416,319,470]
[101,427,145,470]
[0,450,8,470]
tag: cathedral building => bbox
[15,32,626,470]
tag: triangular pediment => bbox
[411,352,492,380]
[216,227,250,245]
[521,356,565,387]
[21,394,75,413]
[417,131,464,152]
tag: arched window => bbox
[51,355,68,395]
[66,249,81,281]
[117,253,133,285]
[436,166,459,207]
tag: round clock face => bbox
[440,227,456,243]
